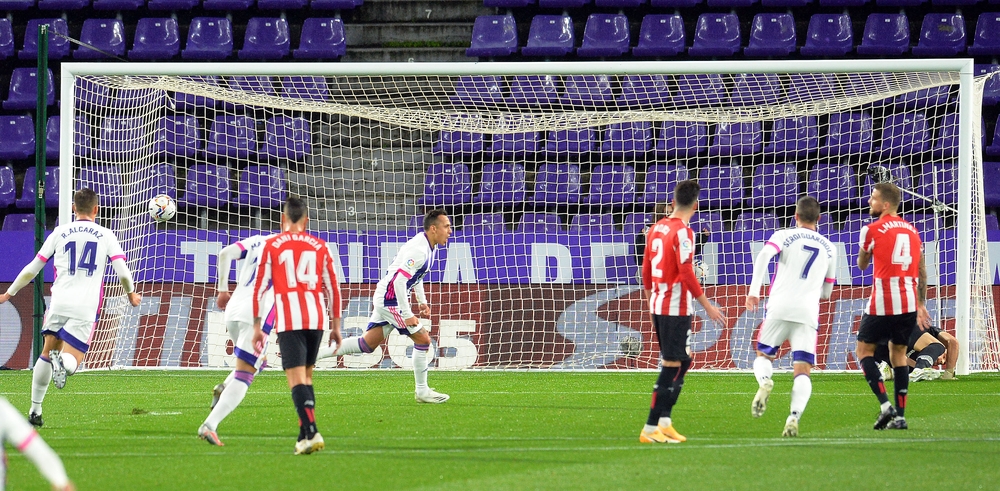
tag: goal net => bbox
[59,60,999,373]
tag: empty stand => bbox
[801,13,853,57]
[467,15,517,58]
[205,115,258,158]
[237,166,287,208]
[748,164,798,207]
[969,13,1000,56]
[688,13,741,57]
[37,0,87,10]
[137,163,176,201]
[545,128,598,155]
[182,17,233,60]
[632,14,685,57]
[129,18,180,60]
[281,76,330,102]
[239,17,290,60]
[618,74,671,106]
[154,115,201,158]
[462,213,505,233]
[419,163,472,206]
[94,117,145,158]
[709,121,763,156]
[78,166,122,207]
[931,113,958,157]
[820,112,873,155]
[517,213,563,233]
[433,130,484,154]
[179,164,232,208]
[764,116,818,157]
[639,164,689,206]
[258,0,306,8]
[875,113,930,156]
[584,164,635,208]
[655,121,708,157]
[260,116,311,160]
[734,212,781,233]
[92,0,144,10]
[3,68,55,110]
[74,19,125,59]
[0,166,14,208]
[912,13,966,57]
[451,76,506,106]
[532,164,581,206]
[601,122,652,157]
[699,164,744,208]
[293,18,346,59]
[20,18,69,59]
[729,73,782,106]
[473,163,526,205]
[147,0,196,9]
[507,75,559,106]
[486,132,541,158]
[743,13,795,57]
[562,75,613,105]
[16,167,59,208]
[521,15,574,57]
[808,163,858,207]
[203,0,252,8]
[569,214,616,234]
[857,13,910,56]
[0,19,13,59]
[917,163,958,205]
[0,116,34,159]
[577,14,629,58]
[673,74,727,106]
[2,214,34,231]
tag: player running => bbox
[0,188,141,427]
[0,397,74,491]
[197,232,277,446]
[317,208,452,404]
[744,196,837,437]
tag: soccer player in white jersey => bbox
[317,209,452,403]
[745,196,837,437]
[0,189,141,428]
[0,397,74,491]
[197,232,277,446]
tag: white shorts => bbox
[755,318,817,365]
[42,314,95,354]
[228,306,276,370]
[367,305,422,337]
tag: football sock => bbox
[893,368,909,417]
[646,366,679,426]
[753,356,773,387]
[290,384,317,440]
[790,374,812,420]
[860,356,890,405]
[203,370,253,430]
[658,416,672,428]
[222,370,237,388]
[667,360,692,409]
[914,343,945,370]
[413,343,430,392]
[30,355,52,414]
[60,353,79,376]
[642,424,658,434]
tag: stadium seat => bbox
[0,116,34,159]
[764,116,819,157]
[875,0,921,6]
[892,85,951,111]
[577,14,630,58]
[78,166,122,207]
[473,163,526,206]
[293,18,346,59]
[651,0,699,6]
[709,122,763,156]
[239,18,290,60]
[672,74,727,107]
[484,0,532,6]
[516,213,563,233]
[3,68,55,110]
[538,0,587,7]
[311,0,360,9]
[281,76,330,102]
[0,0,36,9]
[507,75,559,106]
[15,167,58,209]
[986,116,1000,156]
[37,0,87,10]
[545,128,598,156]
[532,164,581,206]
[486,132,540,158]
[178,164,232,208]
[2,214,34,231]
[237,165,286,208]
[800,14,853,57]
[987,214,1000,230]
[451,76,506,106]
[688,14,741,57]
[584,164,635,208]
[562,75,613,105]
[92,0,143,9]
[981,64,1000,106]
[0,19,14,59]
[259,0,306,7]
[875,113,930,156]
[147,0,196,9]
[0,166,14,208]
[917,162,958,206]
[761,0,808,6]
[46,116,92,159]
[820,112,873,156]
[786,73,836,103]
[419,163,472,206]
[911,13,966,57]
[153,116,201,158]
[623,212,653,234]
[986,162,1000,207]
[632,15,685,58]
[569,214,616,235]
[521,15,574,57]
[969,13,1000,56]
[45,116,59,159]
[181,17,233,60]
[808,163,857,207]
[129,18,180,60]
[931,114,958,157]
[73,19,125,59]
[748,163,798,207]
[601,122,652,157]
[94,117,145,159]
[173,76,221,111]
[743,13,796,57]
[707,0,753,6]
[203,0,251,8]
[733,212,781,233]
[433,130,484,154]
[618,74,670,107]
[857,13,910,56]
[137,163,177,202]
[728,73,782,106]
[699,164,744,208]
[639,164,689,206]
[463,213,505,232]
[19,19,69,60]
[655,121,708,157]
[466,15,517,58]
[861,163,912,203]
[690,211,725,234]
[205,115,258,159]
[260,116,311,160]
[595,0,640,6]
[226,76,278,98]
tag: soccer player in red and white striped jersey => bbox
[252,197,342,455]
[855,182,930,431]
[638,180,728,444]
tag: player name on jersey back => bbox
[860,215,922,316]
[763,228,836,327]
[41,220,126,322]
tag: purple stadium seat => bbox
[640,164,689,206]
[892,86,951,110]
[15,167,59,209]
[987,214,1000,230]
[433,130,485,154]
[857,14,910,56]
[0,166,14,208]
[601,122,652,157]
[748,164,798,207]
[532,164,581,206]
[801,14,853,57]
[545,128,598,156]
[538,0,587,7]
[259,0,306,7]
[651,0,699,5]
[419,163,472,206]
[226,76,278,100]
[786,73,836,103]
[73,19,125,59]
[147,0,197,9]
[699,164,744,208]
[875,113,930,156]
[764,116,818,157]
[743,14,796,57]
[2,214,34,231]
[618,75,670,107]
[239,18,290,60]
[179,164,231,208]
[729,73,782,106]
[205,115,258,159]
[181,17,233,60]
[709,122,763,156]
[473,163,526,205]
[78,166,123,207]
[985,116,1000,156]
[311,0,360,9]
[3,68,55,110]
[820,112,873,156]
[875,0,921,6]
[931,114,958,157]
[154,115,201,158]
[507,75,559,106]
[632,15,685,58]
[0,116,34,159]
[407,215,424,234]
[688,14,741,57]
[137,163,176,202]
[0,19,12,59]
[466,15,517,58]
[912,13,966,57]
[260,116,311,160]
[45,116,59,159]
[486,132,540,158]
[986,162,1000,207]
[690,211,725,235]
[0,0,35,9]
[20,19,69,60]
[281,76,329,102]
[623,212,653,234]
[293,18,345,59]
[94,117,145,159]
[734,212,781,233]
[45,116,93,159]
[577,14,630,58]
[484,0,532,6]
[521,15,574,57]
[570,214,616,235]
[861,163,912,203]
[451,76,505,106]
[129,18,180,60]
[808,163,857,207]
[917,163,958,206]
[762,0,808,5]
[237,166,286,208]
[92,0,143,10]
[173,76,220,111]
[655,121,707,157]
[584,164,635,207]
[969,13,1000,56]
[672,74,727,107]
[982,64,1000,106]
[463,213,505,233]
[37,0,87,11]
[203,0,251,8]
[517,213,563,233]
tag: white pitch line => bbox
[3,391,998,397]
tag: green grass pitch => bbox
[3,371,999,490]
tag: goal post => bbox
[58,59,998,373]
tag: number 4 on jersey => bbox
[891,234,912,271]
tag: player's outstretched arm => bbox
[3,255,48,301]
[110,258,141,307]
[215,242,244,309]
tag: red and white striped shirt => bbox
[859,215,922,316]
[253,232,342,332]
[642,217,704,316]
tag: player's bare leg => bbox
[751,351,775,418]
[784,361,812,437]
[410,328,448,403]
[28,334,63,427]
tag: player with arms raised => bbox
[856,182,930,430]
[0,188,141,427]
[745,196,837,437]
[252,197,342,455]
[0,397,74,491]
[639,180,728,444]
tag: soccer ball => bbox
[148,194,176,223]
[692,259,709,284]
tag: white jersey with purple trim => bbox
[756,228,837,327]
[0,397,71,491]
[37,220,127,322]
[225,234,276,325]
[372,232,435,319]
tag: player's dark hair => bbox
[284,196,308,223]
[796,196,821,224]
[673,180,701,209]
[652,202,669,223]
[874,182,902,208]
[424,209,447,230]
[74,187,98,212]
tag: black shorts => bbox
[277,330,323,370]
[857,312,918,347]
[653,315,691,362]
[874,324,944,362]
